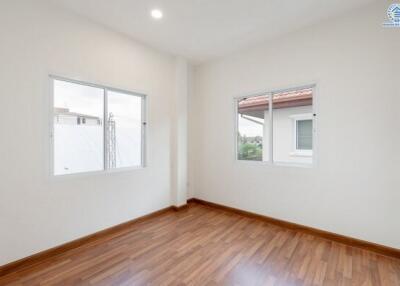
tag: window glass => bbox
[272,88,313,164]
[53,80,104,175]
[237,95,269,161]
[297,119,313,150]
[235,86,314,166]
[107,91,143,168]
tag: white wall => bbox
[192,0,400,249]
[170,58,189,206]
[0,0,181,265]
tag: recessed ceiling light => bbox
[151,9,163,20]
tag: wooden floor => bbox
[1,203,400,286]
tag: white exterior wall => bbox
[54,125,104,175]
[241,105,312,164]
[0,0,178,265]
[272,106,313,165]
[192,0,400,249]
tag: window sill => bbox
[50,165,146,180]
[235,159,313,169]
[290,151,312,157]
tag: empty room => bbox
[1,0,399,285]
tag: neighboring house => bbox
[54,107,102,126]
[238,88,313,164]
[53,107,130,174]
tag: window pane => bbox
[237,95,269,161]
[272,88,313,164]
[53,80,104,175]
[107,91,142,168]
[297,120,312,150]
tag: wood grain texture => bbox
[0,206,173,278]
[189,198,400,260]
[1,202,399,285]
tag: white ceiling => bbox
[50,0,376,63]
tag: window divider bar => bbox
[269,93,273,164]
[141,96,146,167]
[234,98,239,161]
[104,88,108,170]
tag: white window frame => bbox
[234,84,316,168]
[290,113,313,157]
[49,75,147,177]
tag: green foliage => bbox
[238,133,263,161]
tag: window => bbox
[236,86,315,166]
[52,77,146,175]
[291,114,313,157]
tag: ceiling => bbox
[49,0,376,64]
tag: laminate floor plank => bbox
[1,203,399,285]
